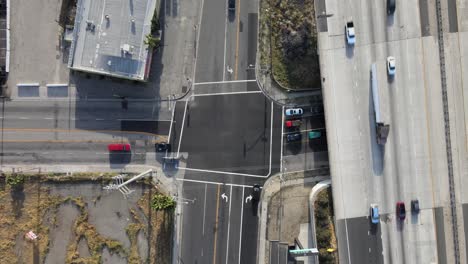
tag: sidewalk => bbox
[257,170,330,264]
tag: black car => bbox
[387,0,396,14]
[228,0,235,11]
[252,184,261,201]
[286,133,302,142]
[411,199,420,214]
[156,143,171,152]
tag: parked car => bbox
[396,201,406,220]
[308,131,321,140]
[285,119,302,128]
[285,108,303,117]
[370,204,380,224]
[387,56,396,76]
[286,133,302,142]
[411,199,420,214]
[108,143,131,152]
[311,105,324,115]
[387,0,396,14]
[346,21,355,45]
[156,143,171,153]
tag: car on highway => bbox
[285,119,302,128]
[345,21,355,45]
[396,201,406,220]
[387,56,396,76]
[108,143,131,152]
[411,199,420,214]
[286,133,302,142]
[228,0,235,11]
[387,0,396,14]
[370,204,380,224]
[285,108,303,117]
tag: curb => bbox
[308,179,331,264]
[256,172,330,264]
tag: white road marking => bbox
[180,167,268,178]
[193,80,257,86]
[225,185,233,264]
[280,106,285,173]
[282,127,325,135]
[175,178,254,188]
[202,183,207,236]
[43,117,53,120]
[95,118,105,121]
[222,0,228,81]
[238,187,245,264]
[19,117,29,119]
[167,102,177,143]
[267,101,273,177]
[177,100,189,157]
[192,90,262,97]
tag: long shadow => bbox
[70,3,168,162]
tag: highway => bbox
[318,0,450,263]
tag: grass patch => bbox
[314,188,338,263]
[261,0,321,89]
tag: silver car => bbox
[285,108,303,117]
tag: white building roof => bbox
[69,0,157,81]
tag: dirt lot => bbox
[267,182,314,243]
[0,174,173,264]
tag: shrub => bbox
[151,194,176,211]
[144,34,161,49]
[6,174,25,188]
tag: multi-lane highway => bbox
[318,0,457,263]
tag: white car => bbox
[387,56,396,76]
[285,108,303,117]
[346,21,355,45]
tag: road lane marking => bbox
[175,178,254,188]
[225,185,233,264]
[238,187,244,264]
[181,167,268,178]
[280,106,285,173]
[0,128,166,137]
[167,102,177,143]
[193,80,257,85]
[268,102,273,176]
[282,127,326,135]
[233,0,241,79]
[177,100,189,157]
[222,0,228,81]
[193,91,262,97]
[202,183,208,236]
[212,185,221,264]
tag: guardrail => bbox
[434,0,460,263]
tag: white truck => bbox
[371,63,390,144]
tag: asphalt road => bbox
[320,0,445,263]
[175,0,283,261]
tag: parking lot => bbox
[281,96,329,173]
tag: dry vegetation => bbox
[314,188,338,263]
[260,0,321,89]
[0,174,173,264]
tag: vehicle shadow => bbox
[109,153,132,168]
[369,73,384,175]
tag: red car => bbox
[108,143,131,152]
[396,201,406,220]
[285,120,302,128]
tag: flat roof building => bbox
[68,0,157,81]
